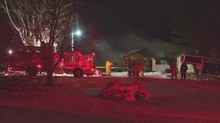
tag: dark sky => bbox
[82,0,180,38]
[77,0,209,65]
[1,0,219,65]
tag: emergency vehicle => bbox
[179,54,220,78]
[7,46,99,77]
[7,46,46,76]
[55,51,98,77]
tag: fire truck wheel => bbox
[73,68,84,77]
[27,66,38,76]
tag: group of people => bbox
[128,59,188,79]
[171,61,188,80]
[127,60,145,77]
[106,59,188,79]
[106,60,144,77]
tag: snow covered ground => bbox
[51,71,170,78]
[0,73,220,123]
[2,70,217,80]
[110,71,170,78]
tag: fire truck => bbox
[7,46,99,77]
[7,46,46,76]
[54,51,98,77]
[179,54,220,78]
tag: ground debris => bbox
[101,81,150,102]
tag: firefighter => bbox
[106,60,113,76]
[133,61,144,77]
[171,61,178,79]
[127,60,135,77]
[180,62,188,80]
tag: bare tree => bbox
[1,0,81,86]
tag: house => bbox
[121,48,154,71]
[121,48,174,73]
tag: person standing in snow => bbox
[171,61,178,79]
[106,60,113,76]
[180,62,188,80]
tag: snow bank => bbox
[110,71,170,78]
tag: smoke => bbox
[94,32,166,65]
[94,41,124,65]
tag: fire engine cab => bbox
[7,46,99,77]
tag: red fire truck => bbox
[7,46,46,76]
[7,46,99,77]
[54,51,98,77]
[180,54,220,78]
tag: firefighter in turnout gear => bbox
[106,61,113,76]
[171,61,178,79]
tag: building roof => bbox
[121,48,154,59]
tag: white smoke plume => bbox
[94,32,166,65]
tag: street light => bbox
[8,49,13,55]
[71,29,82,51]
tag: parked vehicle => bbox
[7,46,46,76]
[7,46,99,77]
[55,51,98,77]
[180,54,220,78]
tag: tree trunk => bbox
[46,49,54,86]
[46,65,53,86]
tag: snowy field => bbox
[0,73,220,123]
[2,70,217,80]
[111,71,170,78]
[52,71,170,78]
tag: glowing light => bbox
[8,49,13,55]
[75,30,82,36]
[91,52,96,56]
[37,64,42,69]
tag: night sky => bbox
[1,0,220,65]
[76,0,220,65]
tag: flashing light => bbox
[37,64,42,70]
